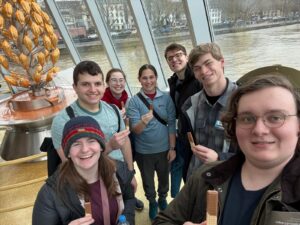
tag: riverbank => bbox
[214,20,300,35]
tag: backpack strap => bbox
[109,104,121,132]
[137,92,168,126]
[66,106,75,118]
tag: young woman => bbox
[102,68,144,211]
[102,68,129,119]
[33,116,135,225]
[154,75,300,225]
[127,64,176,220]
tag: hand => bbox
[191,144,218,163]
[68,214,94,225]
[167,150,176,163]
[131,175,137,193]
[183,221,206,225]
[108,129,130,150]
[141,110,154,125]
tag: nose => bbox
[251,118,270,135]
[201,65,209,74]
[89,84,96,92]
[80,142,89,153]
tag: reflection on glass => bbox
[207,0,300,80]
[96,0,148,94]
[141,0,194,78]
[54,0,111,74]
[39,0,74,71]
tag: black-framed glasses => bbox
[166,52,185,62]
[235,112,297,129]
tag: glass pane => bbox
[54,0,111,73]
[207,0,300,81]
[39,1,74,72]
[96,0,148,94]
[141,0,194,78]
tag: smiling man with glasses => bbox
[164,43,202,197]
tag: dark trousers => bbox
[135,151,169,203]
[170,139,184,197]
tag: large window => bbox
[54,0,112,74]
[207,0,300,81]
[96,0,148,93]
[141,0,194,78]
[40,0,74,72]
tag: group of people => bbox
[32,42,300,225]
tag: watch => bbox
[170,146,175,150]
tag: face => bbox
[192,53,224,88]
[73,73,105,109]
[107,71,126,97]
[139,68,157,94]
[166,49,188,73]
[236,87,299,169]
[69,137,102,173]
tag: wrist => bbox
[169,146,175,151]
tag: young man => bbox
[51,60,144,210]
[154,75,300,225]
[181,43,237,179]
[164,43,202,196]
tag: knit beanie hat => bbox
[62,116,106,156]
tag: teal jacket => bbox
[153,152,300,225]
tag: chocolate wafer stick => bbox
[84,201,92,215]
[149,104,153,111]
[125,118,130,130]
[187,132,195,147]
[206,190,218,225]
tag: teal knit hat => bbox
[62,116,105,156]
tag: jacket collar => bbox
[203,151,300,205]
[168,64,195,85]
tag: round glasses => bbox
[235,112,297,129]
[166,52,185,62]
[110,78,125,84]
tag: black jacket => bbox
[168,65,202,180]
[32,160,135,225]
[168,65,202,135]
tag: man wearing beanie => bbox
[33,116,135,225]
[51,61,141,206]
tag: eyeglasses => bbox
[167,52,185,62]
[235,112,297,129]
[110,78,125,84]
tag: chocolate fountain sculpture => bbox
[0,0,75,160]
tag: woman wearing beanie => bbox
[32,116,135,225]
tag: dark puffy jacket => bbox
[32,160,135,225]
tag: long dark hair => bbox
[57,152,120,202]
[138,64,158,79]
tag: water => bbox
[57,24,300,88]
[216,24,300,81]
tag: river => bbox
[56,23,300,90]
